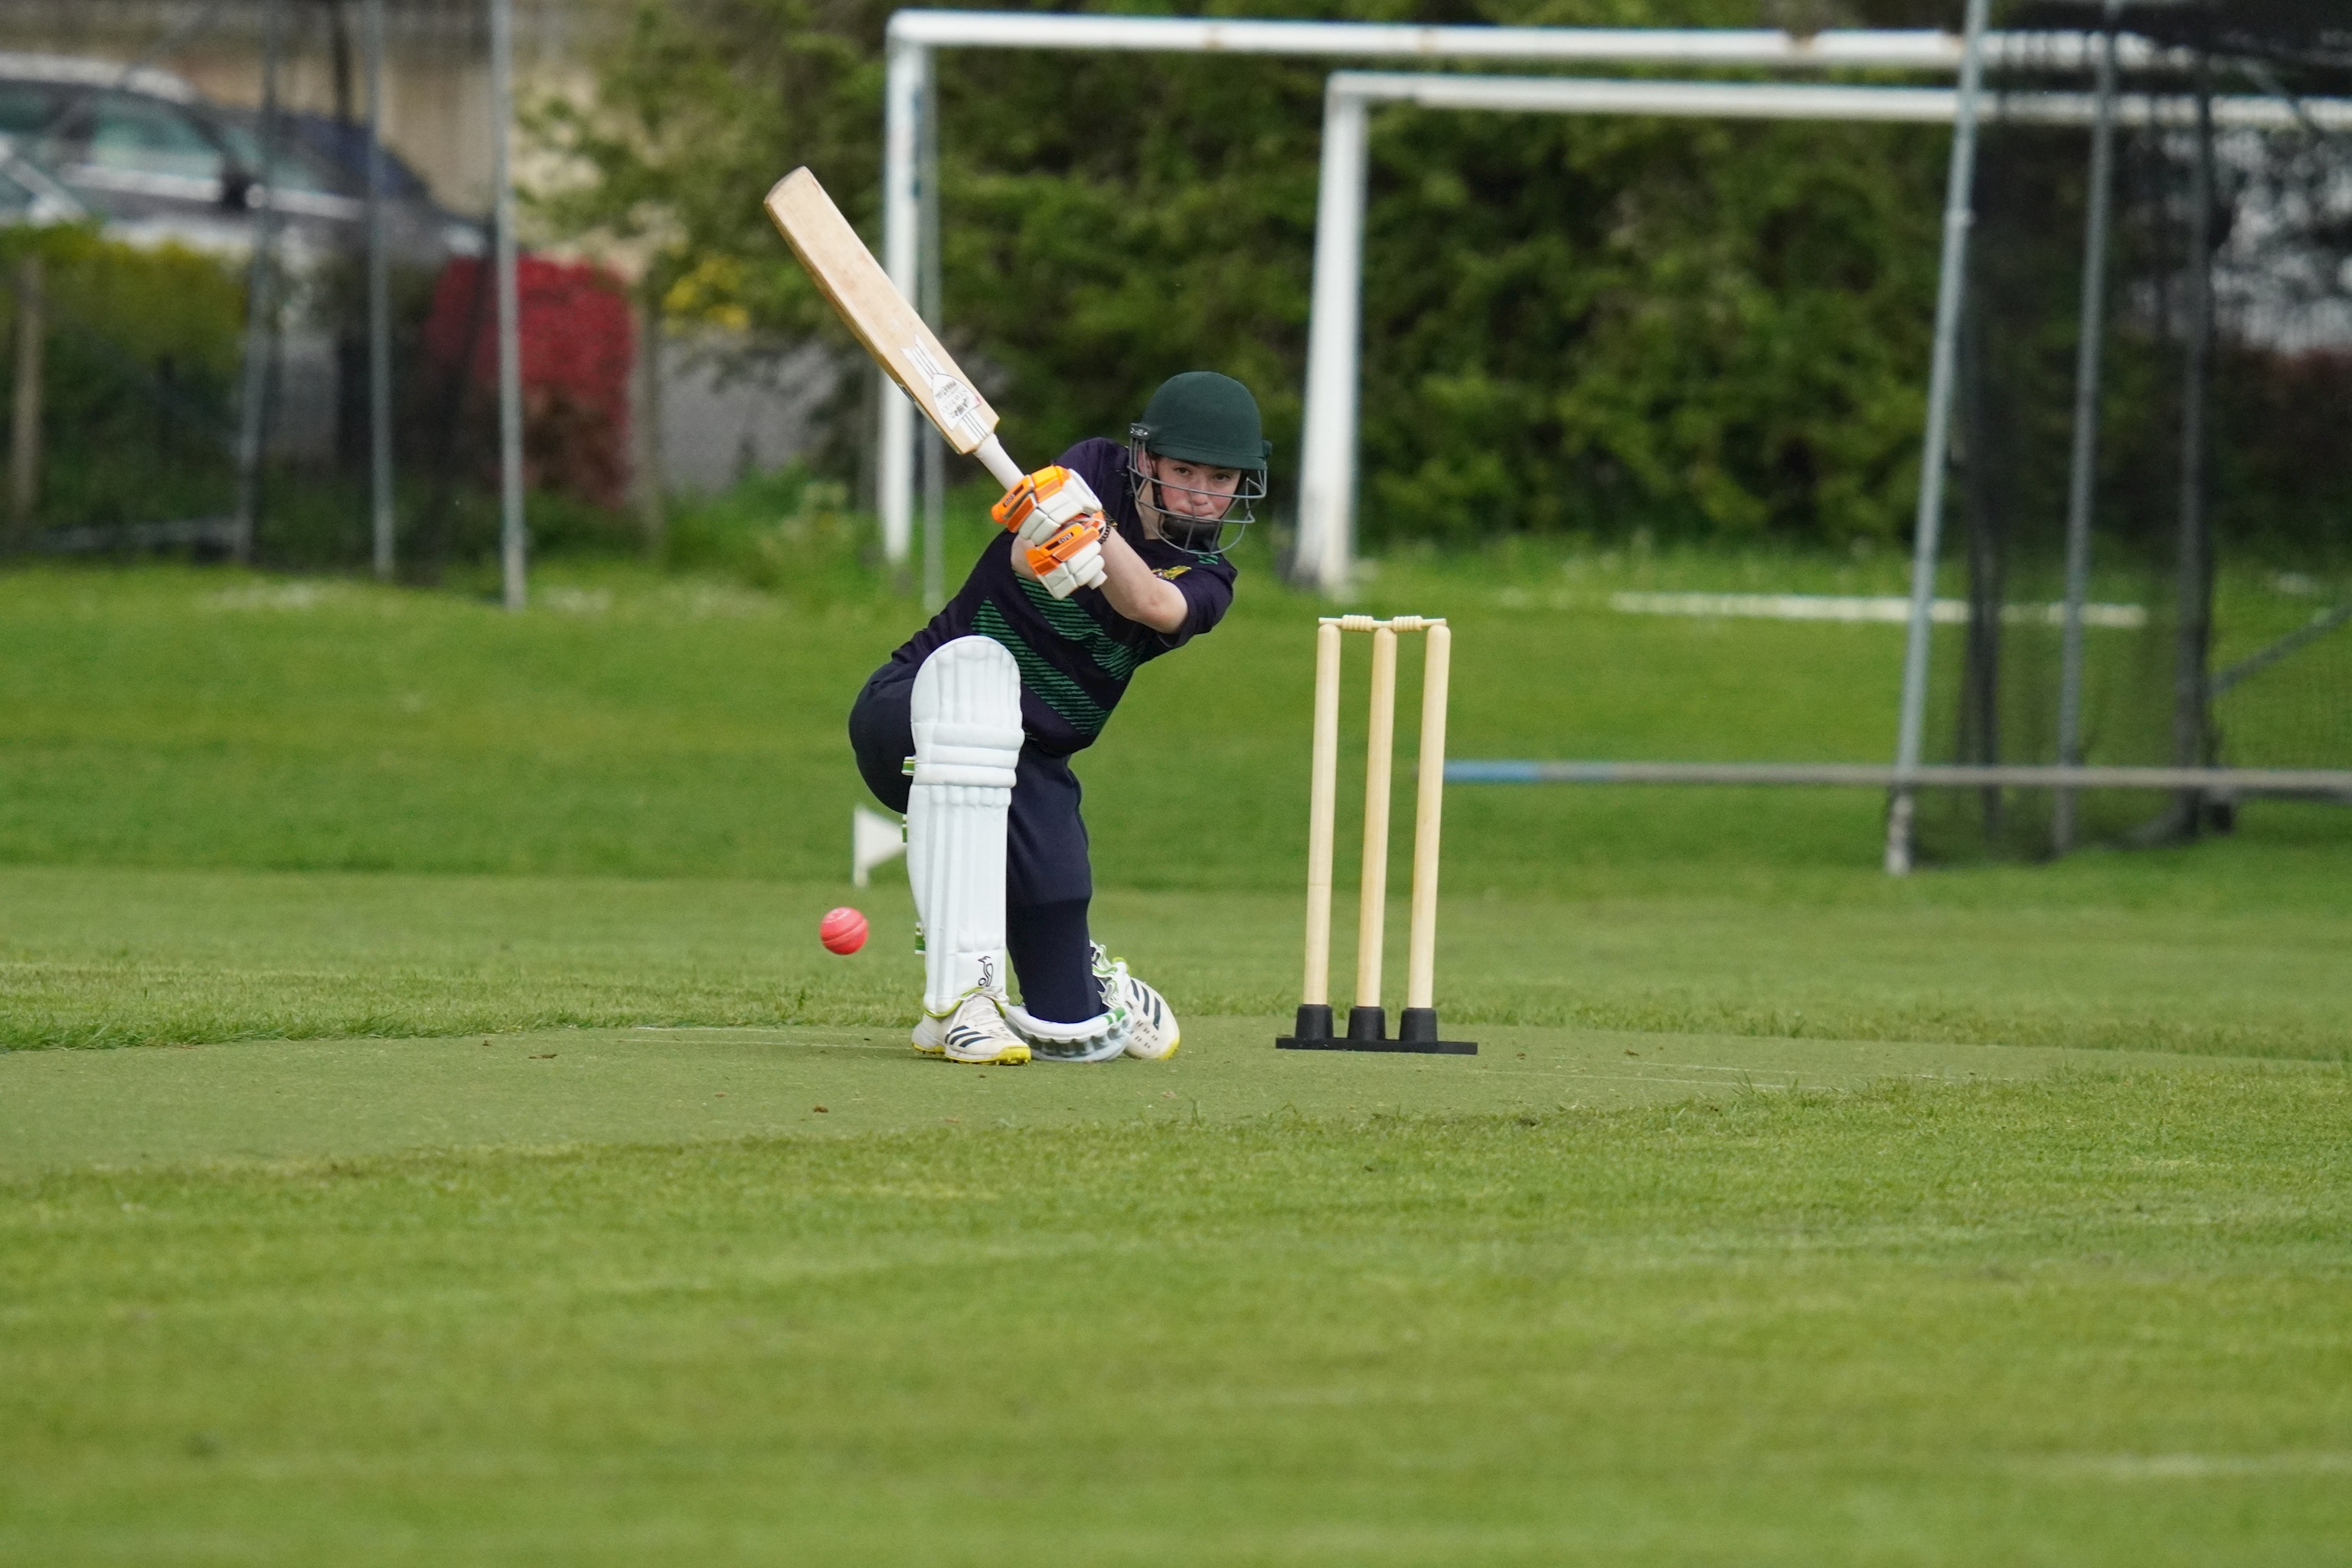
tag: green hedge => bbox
[0,224,245,532]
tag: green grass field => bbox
[2,548,2347,1563]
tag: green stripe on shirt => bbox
[973,602,1109,737]
[1017,577,1143,680]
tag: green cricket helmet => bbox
[1126,371,1270,559]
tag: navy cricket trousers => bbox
[848,658,1099,1022]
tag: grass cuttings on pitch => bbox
[5,1070,2347,1566]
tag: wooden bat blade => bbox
[763,167,998,456]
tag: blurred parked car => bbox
[0,51,483,269]
[278,109,442,204]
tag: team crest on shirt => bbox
[1153,565,1191,581]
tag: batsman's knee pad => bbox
[907,637,1023,1013]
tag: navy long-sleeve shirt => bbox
[884,437,1238,754]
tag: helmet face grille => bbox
[1127,425,1266,560]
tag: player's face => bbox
[1147,455,1243,520]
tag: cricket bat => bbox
[763,167,1025,490]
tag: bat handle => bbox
[973,433,1024,491]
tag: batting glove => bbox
[1025,518,1107,599]
[992,465,1102,553]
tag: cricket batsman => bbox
[848,371,1268,1065]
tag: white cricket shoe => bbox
[1005,1004,1123,1064]
[911,990,1030,1066]
[1093,943,1180,1061]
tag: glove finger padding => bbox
[1034,541,1105,599]
[993,466,1102,551]
[1024,518,1106,599]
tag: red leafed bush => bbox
[423,255,633,508]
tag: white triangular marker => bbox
[852,805,906,889]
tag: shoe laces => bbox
[1089,943,1135,1022]
[929,987,1008,1024]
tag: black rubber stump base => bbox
[1276,1003,1476,1055]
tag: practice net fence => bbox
[1915,3,2352,862]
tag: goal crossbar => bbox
[887,11,2166,67]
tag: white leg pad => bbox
[908,636,1024,1014]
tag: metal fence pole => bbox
[633,293,665,554]
[1886,0,1993,876]
[231,0,286,567]
[2169,46,2218,831]
[490,0,527,611]
[9,252,43,541]
[2052,0,2123,854]
[364,0,394,580]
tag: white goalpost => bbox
[1290,70,2352,599]
[871,10,2352,874]
[873,11,2144,580]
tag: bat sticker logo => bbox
[906,342,989,441]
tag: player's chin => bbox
[1163,520,1223,552]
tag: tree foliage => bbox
[537,0,1961,547]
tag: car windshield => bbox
[85,94,224,180]
[0,83,57,140]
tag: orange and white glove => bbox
[1020,518,1106,599]
[992,465,1099,549]
[992,465,1108,598]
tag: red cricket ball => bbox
[818,906,868,956]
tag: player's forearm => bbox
[1098,530,1189,634]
